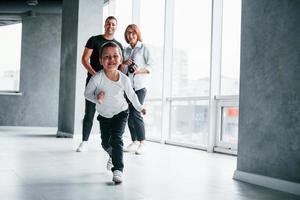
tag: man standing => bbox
[77,16,123,152]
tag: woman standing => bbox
[120,24,153,155]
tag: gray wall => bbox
[0,14,61,127]
[237,0,300,183]
[57,0,79,134]
[57,0,103,137]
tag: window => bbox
[220,0,241,95]
[214,0,241,153]
[107,0,132,46]
[216,99,239,151]
[102,2,109,27]
[140,0,165,140]
[0,23,22,92]
[169,100,209,147]
[172,0,212,97]
[169,0,212,146]
[221,106,239,145]
[140,0,165,99]
[105,0,241,153]
[143,101,163,141]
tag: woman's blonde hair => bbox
[124,24,143,44]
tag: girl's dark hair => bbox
[99,41,122,58]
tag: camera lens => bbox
[128,63,135,73]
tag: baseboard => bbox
[233,170,300,196]
[0,126,57,133]
[0,126,74,138]
[213,147,237,156]
[165,140,207,151]
[56,131,73,138]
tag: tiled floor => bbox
[0,130,299,200]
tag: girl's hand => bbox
[141,108,146,115]
[97,91,105,104]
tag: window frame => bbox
[215,95,239,154]
[104,0,241,155]
[0,22,22,94]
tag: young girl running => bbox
[84,42,146,183]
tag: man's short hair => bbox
[105,16,117,24]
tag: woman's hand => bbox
[123,59,134,66]
[134,67,149,75]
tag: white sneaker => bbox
[112,170,123,183]
[106,157,113,171]
[135,143,145,155]
[123,142,139,152]
[76,141,88,152]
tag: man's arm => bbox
[82,47,96,76]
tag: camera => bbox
[128,62,136,73]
